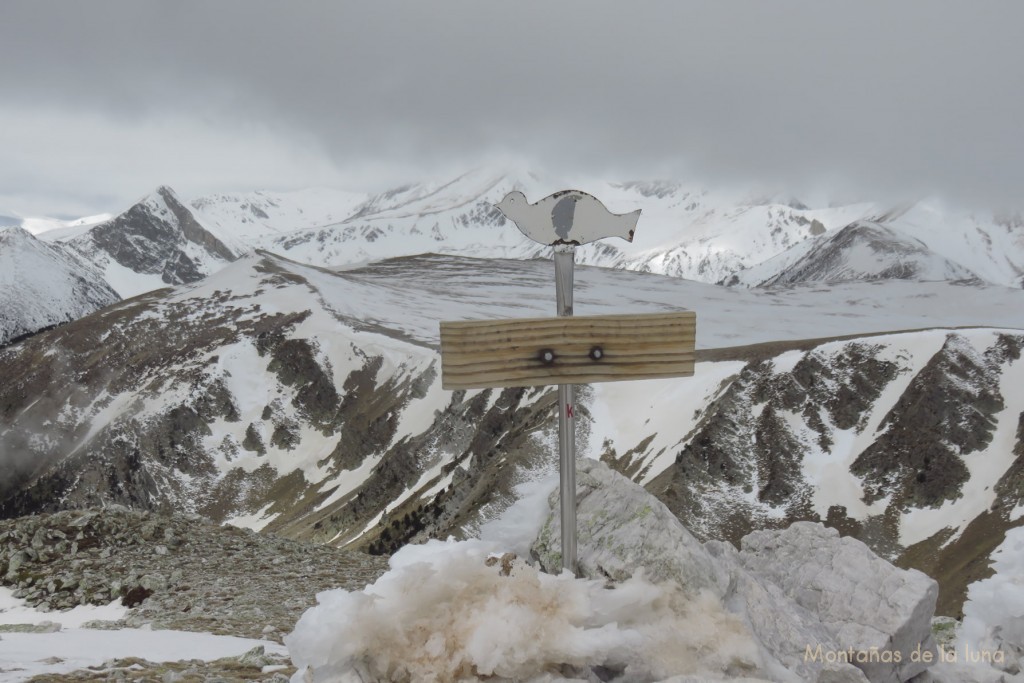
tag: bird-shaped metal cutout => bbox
[494,190,640,246]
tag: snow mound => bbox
[286,539,763,683]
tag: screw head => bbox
[589,346,604,361]
[538,348,556,365]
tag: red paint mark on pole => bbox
[566,403,574,419]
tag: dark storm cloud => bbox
[2,1,1023,213]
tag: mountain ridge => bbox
[2,253,1021,619]
[2,170,1017,357]
[753,220,981,287]
[0,226,120,346]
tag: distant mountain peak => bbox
[761,220,980,287]
[62,186,242,297]
[344,167,512,224]
[0,225,34,243]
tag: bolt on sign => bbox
[439,189,697,575]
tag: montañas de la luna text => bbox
[805,643,1005,666]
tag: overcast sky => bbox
[2,1,1022,216]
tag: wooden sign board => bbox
[440,311,695,390]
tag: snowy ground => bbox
[960,527,1024,667]
[0,588,286,681]
[308,254,1024,351]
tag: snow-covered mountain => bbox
[61,186,243,298]
[889,202,1024,289]
[189,187,368,242]
[741,221,981,287]
[239,171,884,285]
[634,329,1024,617]
[16,169,1023,316]
[222,170,1024,290]
[0,227,120,346]
[731,203,1024,288]
[2,253,1021,619]
[245,170,542,268]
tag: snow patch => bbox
[479,475,559,557]
[0,587,283,682]
[223,502,279,532]
[586,363,746,486]
[960,525,1024,665]
[0,629,284,682]
[0,588,127,628]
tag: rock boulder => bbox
[740,522,938,683]
[531,458,727,598]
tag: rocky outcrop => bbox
[650,340,904,544]
[852,334,1007,508]
[67,186,239,292]
[157,186,237,262]
[533,461,939,683]
[532,458,727,597]
[741,523,938,682]
[706,539,867,682]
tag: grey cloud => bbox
[2,1,1023,213]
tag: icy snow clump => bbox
[286,537,763,682]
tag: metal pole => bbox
[553,245,576,575]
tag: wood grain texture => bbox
[440,311,696,389]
